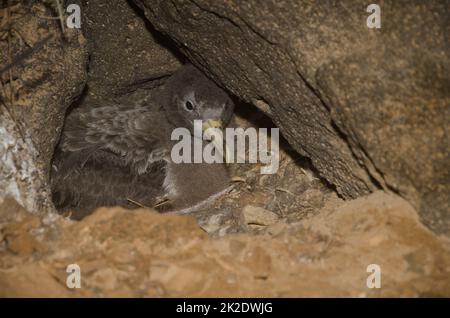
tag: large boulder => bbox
[133,0,450,234]
[0,2,88,212]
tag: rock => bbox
[0,1,183,214]
[1,192,450,297]
[133,0,450,235]
[80,0,181,106]
[0,3,88,213]
[265,222,288,236]
[199,214,223,233]
[239,205,279,228]
[0,264,72,297]
[90,268,119,291]
[244,246,272,280]
[0,197,29,222]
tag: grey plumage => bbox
[51,64,234,219]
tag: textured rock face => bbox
[0,3,88,212]
[1,192,449,297]
[80,0,182,106]
[0,0,182,212]
[133,0,450,234]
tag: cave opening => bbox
[50,60,336,236]
[45,0,336,232]
[1,0,448,298]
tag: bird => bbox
[51,64,235,220]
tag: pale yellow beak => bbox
[202,119,231,163]
[202,119,223,130]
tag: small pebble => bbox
[239,205,279,228]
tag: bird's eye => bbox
[185,101,194,111]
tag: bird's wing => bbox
[58,105,168,175]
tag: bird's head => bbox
[163,64,234,135]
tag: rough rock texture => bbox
[0,3,88,212]
[239,205,279,228]
[0,0,182,213]
[80,0,181,106]
[1,192,449,297]
[133,0,450,234]
[1,1,448,297]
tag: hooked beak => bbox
[202,119,231,164]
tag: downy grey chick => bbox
[51,64,234,219]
